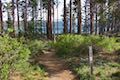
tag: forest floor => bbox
[10,49,120,80]
[38,49,79,80]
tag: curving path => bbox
[38,50,79,80]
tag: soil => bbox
[38,49,79,80]
[9,49,79,80]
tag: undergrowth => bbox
[0,35,46,80]
[51,34,120,80]
[52,34,120,57]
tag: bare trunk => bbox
[43,9,46,34]
[53,4,55,34]
[63,0,67,33]
[12,0,15,36]
[47,0,52,39]
[40,1,42,35]
[0,0,3,33]
[70,0,72,33]
[24,0,28,36]
[95,4,98,35]
[77,0,82,34]
[34,6,37,34]
[90,0,94,34]
[57,0,59,34]
[16,0,20,36]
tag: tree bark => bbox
[57,0,59,34]
[63,0,67,33]
[95,4,98,35]
[77,0,82,34]
[16,0,20,36]
[40,0,42,35]
[90,0,94,34]
[53,4,55,34]
[12,0,15,36]
[24,0,28,36]
[47,0,52,39]
[70,0,72,33]
[0,0,3,33]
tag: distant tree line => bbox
[0,0,119,39]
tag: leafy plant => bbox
[0,35,31,80]
[53,34,120,58]
[28,40,46,54]
[0,35,46,80]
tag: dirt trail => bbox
[38,50,79,80]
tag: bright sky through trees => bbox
[2,0,85,21]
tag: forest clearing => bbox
[0,0,120,80]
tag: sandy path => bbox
[38,50,79,80]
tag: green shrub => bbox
[75,65,91,80]
[54,34,86,57]
[53,34,120,57]
[96,36,119,52]
[28,40,46,54]
[0,35,31,80]
[52,34,120,80]
[0,35,46,80]
[75,65,118,80]
[73,60,120,80]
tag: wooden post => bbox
[53,33,56,43]
[89,46,93,79]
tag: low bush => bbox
[0,35,45,80]
[67,54,120,80]
[28,40,47,54]
[53,34,120,57]
[74,61,120,80]
[52,34,120,80]
[0,35,31,80]
[53,34,85,57]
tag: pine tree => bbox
[0,0,3,33]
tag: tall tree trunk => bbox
[90,0,94,34]
[41,7,43,35]
[12,0,15,36]
[77,0,82,34]
[24,0,28,36]
[16,0,20,36]
[95,4,98,35]
[69,0,72,33]
[99,4,104,35]
[43,9,46,35]
[57,0,59,34]
[40,0,42,35]
[0,0,3,33]
[34,6,37,34]
[106,0,109,32]
[111,15,114,32]
[47,0,52,39]
[84,1,88,33]
[53,3,56,41]
[63,0,67,33]
[32,6,35,33]
[53,4,55,34]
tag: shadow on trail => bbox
[32,49,79,80]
